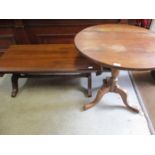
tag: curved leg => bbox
[114,85,139,113]
[84,68,139,113]
[84,84,110,110]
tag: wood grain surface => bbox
[0,44,100,73]
[74,24,155,71]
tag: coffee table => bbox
[74,24,155,113]
[0,44,100,97]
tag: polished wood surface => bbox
[0,44,99,73]
[75,24,155,71]
[0,44,100,97]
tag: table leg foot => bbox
[83,86,109,110]
[83,102,96,110]
[11,89,18,97]
[115,86,139,113]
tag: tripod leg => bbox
[84,84,110,110]
[115,86,139,113]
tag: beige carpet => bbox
[0,71,150,134]
[131,71,155,133]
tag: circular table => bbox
[74,24,155,113]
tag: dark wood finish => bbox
[0,44,100,73]
[119,19,128,24]
[10,72,93,97]
[87,73,92,97]
[0,52,3,58]
[13,20,30,44]
[0,34,15,50]
[0,52,4,76]
[11,74,19,97]
[151,70,155,79]
[0,44,101,97]
[23,19,120,44]
[0,20,15,53]
[75,24,155,71]
[0,19,121,53]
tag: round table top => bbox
[74,24,155,71]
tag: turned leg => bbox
[11,74,19,97]
[111,69,139,112]
[87,73,92,97]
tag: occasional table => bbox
[74,24,155,113]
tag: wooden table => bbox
[0,44,100,97]
[74,24,155,113]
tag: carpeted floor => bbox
[131,71,155,133]
[0,71,150,134]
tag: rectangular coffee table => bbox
[0,44,101,97]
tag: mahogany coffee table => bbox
[74,24,155,113]
[0,44,100,97]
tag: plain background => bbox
[0,0,155,155]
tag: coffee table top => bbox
[0,44,99,73]
[74,24,155,71]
